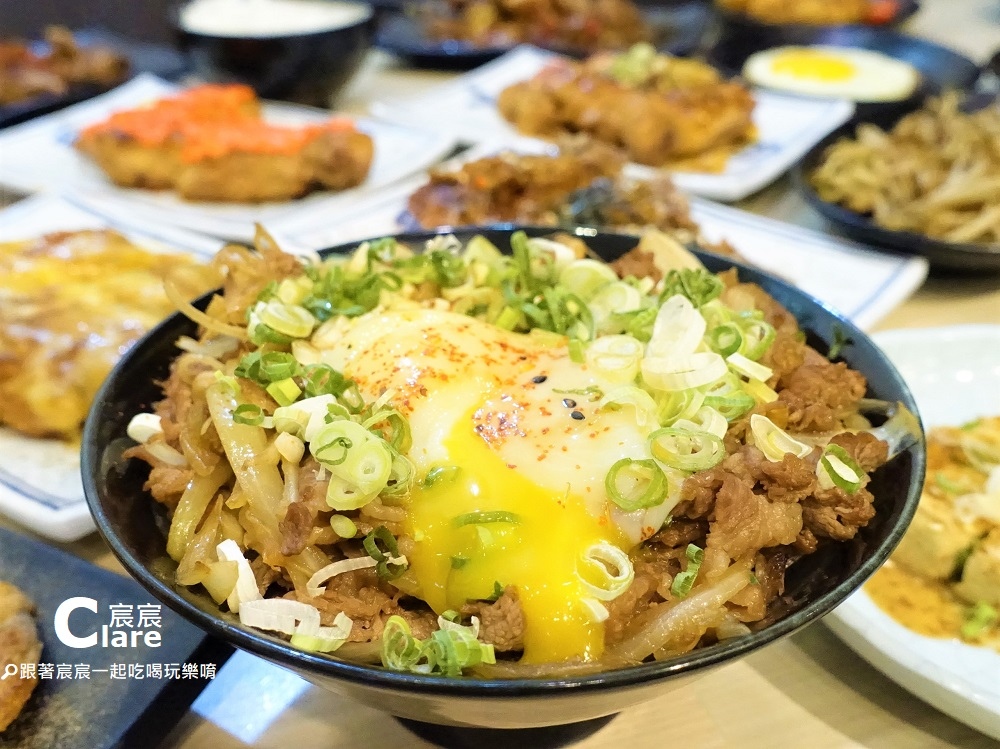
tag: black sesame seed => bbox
[531,375,548,384]
[570,410,585,421]
[562,398,577,408]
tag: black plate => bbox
[375,2,712,69]
[0,526,231,748]
[709,25,980,127]
[0,28,187,130]
[83,226,924,730]
[794,124,1000,272]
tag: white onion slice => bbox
[216,539,262,613]
[646,295,705,359]
[642,352,727,392]
[727,352,773,382]
[306,554,407,598]
[749,415,813,462]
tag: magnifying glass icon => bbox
[1,664,17,680]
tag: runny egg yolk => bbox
[405,410,625,664]
[313,307,651,664]
[770,49,855,82]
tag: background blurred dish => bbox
[83,225,924,732]
[794,123,1000,273]
[826,324,1000,742]
[374,2,712,69]
[0,74,457,241]
[0,27,186,129]
[0,192,219,542]
[709,26,980,126]
[173,0,375,106]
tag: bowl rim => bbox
[713,0,920,30]
[82,225,926,696]
[170,0,375,41]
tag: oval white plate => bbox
[826,324,1000,740]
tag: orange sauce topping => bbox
[79,84,357,163]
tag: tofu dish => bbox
[498,44,757,172]
[866,416,1000,647]
[75,84,374,203]
[123,229,909,677]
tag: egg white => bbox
[313,306,667,662]
[743,45,921,103]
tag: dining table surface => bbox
[3,0,1000,747]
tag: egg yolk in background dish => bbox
[316,307,653,663]
[769,49,856,82]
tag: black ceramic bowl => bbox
[794,126,1000,272]
[712,0,920,46]
[173,1,375,106]
[82,227,925,741]
[375,1,712,70]
[709,25,979,128]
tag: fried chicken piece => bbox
[75,85,374,203]
[0,582,42,733]
[0,230,219,439]
[498,49,756,170]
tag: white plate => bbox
[0,73,457,241]
[0,194,222,542]
[826,324,1000,741]
[370,46,855,202]
[282,148,927,331]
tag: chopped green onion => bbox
[585,334,643,383]
[453,511,520,527]
[578,542,634,601]
[329,514,357,538]
[750,415,813,462]
[818,443,864,494]
[605,458,668,511]
[257,301,317,339]
[259,352,299,382]
[961,601,998,640]
[727,352,773,383]
[233,403,266,426]
[422,465,462,488]
[266,377,302,407]
[598,386,658,427]
[827,326,853,360]
[649,427,726,472]
[704,391,756,421]
[234,351,263,382]
[934,472,969,495]
[657,388,706,426]
[310,421,393,509]
[707,322,743,357]
[363,526,406,581]
[738,317,776,361]
[642,352,728,392]
[670,544,704,598]
[484,581,504,602]
[302,364,353,399]
[451,555,470,570]
[659,269,723,308]
[744,377,779,404]
[559,258,617,299]
[380,614,496,678]
[554,386,605,401]
[569,338,586,363]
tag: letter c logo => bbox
[54,597,98,648]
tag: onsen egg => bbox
[314,307,668,664]
[742,46,920,103]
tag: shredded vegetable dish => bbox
[126,228,907,677]
[867,416,1000,648]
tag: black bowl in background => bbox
[709,24,980,128]
[794,126,1000,272]
[375,1,712,70]
[172,1,375,106]
[82,226,925,735]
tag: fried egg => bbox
[316,307,669,663]
[743,46,920,103]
